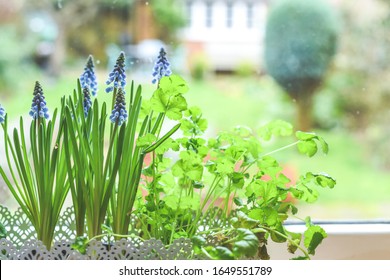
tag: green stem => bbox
[169,188,183,244]
[203,183,230,215]
[138,213,153,240]
[201,247,214,259]
[145,151,162,239]
[188,176,225,236]
[87,232,145,245]
[103,124,118,182]
[260,225,310,259]
[260,141,299,158]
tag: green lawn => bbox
[184,75,390,219]
[269,131,390,219]
[186,75,294,131]
[2,71,390,219]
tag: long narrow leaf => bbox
[143,123,181,153]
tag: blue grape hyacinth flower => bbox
[83,87,92,117]
[152,48,172,84]
[29,81,50,120]
[80,55,98,96]
[110,88,128,126]
[106,52,126,93]
[0,104,6,124]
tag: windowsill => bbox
[285,220,390,234]
[268,221,390,260]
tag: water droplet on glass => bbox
[145,1,149,5]
[96,60,101,64]
[57,0,63,9]
[356,110,360,115]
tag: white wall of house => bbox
[180,0,268,71]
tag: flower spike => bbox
[106,52,126,93]
[80,55,98,96]
[110,88,128,126]
[29,81,50,120]
[83,87,92,117]
[152,48,172,84]
[0,104,6,124]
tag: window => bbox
[1,0,389,232]
[226,2,233,28]
[247,2,254,29]
[205,1,213,28]
[186,0,193,27]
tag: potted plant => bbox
[0,49,335,260]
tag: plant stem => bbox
[169,188,183,244]
[259,225,310,259]
[260,141,299,158]
[87,232,145,245]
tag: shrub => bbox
[235,60,256,77]
[264,0,339,130]
[189,52,210,81]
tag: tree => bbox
[24,0,184,76]
[24,0,134,76]
[149,0,186,44]
[264,0,339,131]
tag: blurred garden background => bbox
[1,0,390,220]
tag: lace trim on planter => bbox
[0,238,195,260]
[0,204,76,246]
[0,205,232,260]
[0,205,226,260]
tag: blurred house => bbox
[180,0,268,72]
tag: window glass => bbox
[0,0,389,222]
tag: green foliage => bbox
[150,75,188,120]
[258,120,293,141]
[64,82,126,238]
[322,0,390,169]
[235,61,256,77]
[232,228,260,257]
[137,82,334,259]
[1,51,335,259]
[0,25,38,92]
[0,222,7,239]
[64,74,184,238]
[189,53,210,81]
[191,227,259,260]
[150,0,186,42]
[71,236,89,255]
[296,131,329,157]
[304,218,327,255]
[0,92,69,250]
[265,0,339,94]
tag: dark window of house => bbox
[205,1,213,28]
[247,2,254,29]
[186,0,193,27]
[226,2,233,28]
